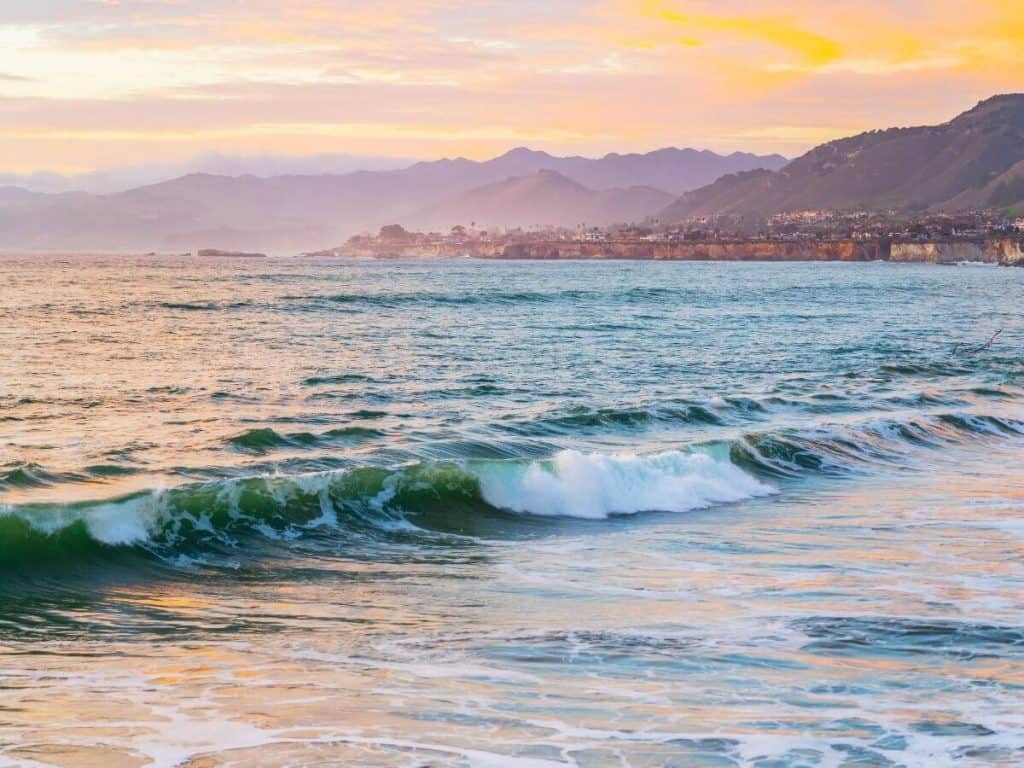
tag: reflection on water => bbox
[3,449,1022,767]
[1,256,1023,766]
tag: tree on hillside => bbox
[379,224,410,240]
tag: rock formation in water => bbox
[197,248,266,258]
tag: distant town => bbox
[305,209,1024,265]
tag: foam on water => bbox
[2,406,1023,568]
[476,448,775,519]
[27,492,165,545]
[0,447,775,566]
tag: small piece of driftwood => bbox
[953,328,1003,356]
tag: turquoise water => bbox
[1,255,1023,766]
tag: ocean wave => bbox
[497,390,1007,438]
[3,408,1022,570]
[795,616,1024,659]
[228,426,385,452]
[497,403,725,436]
[301,373,380,386]
[0,463,93,490]
[475,450,773,519]
[156,300,252,311]
[285,289,582,308]
[283,286,687,309]
[877,360,972,377]
[729,412,1024,477]
[0,448,772,570]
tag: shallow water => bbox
[1,255,1023,767]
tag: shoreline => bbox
[3,238,1022,265]
[317,236,1024,265]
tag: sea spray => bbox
[476,449,774,519]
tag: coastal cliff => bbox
[320,233,1024,264]
[890,238,1024,265]
[494,240,886,261]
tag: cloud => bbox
[0,0,1019,172]
[642,1,842,67]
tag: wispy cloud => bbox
[0,0,1018,172]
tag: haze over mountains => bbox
[0,148,786,253]
[2,95,1023,253]
[411,170,675,231]
[659,94,1024,223]
[0,153,417,196]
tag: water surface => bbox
[1,255,1022,767]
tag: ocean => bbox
[1,254,1023,767]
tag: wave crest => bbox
[477,449,774,519]
[3,407,1022,571]
[0,448,773,569]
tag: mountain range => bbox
[0,148,786,253]
[659,94,1024,223]
[410,170,675,231]
[0,153,416,195]
[2,95,1023,253]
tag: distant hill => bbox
[0,147,786,252]
[410,170,674,230]
[660,94,1024,222]
[941,158,1024,212]
[0,152,417,195]
[0,186,91,211]
[467,147,787,196]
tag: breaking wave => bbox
[2,409,1022,571]
[0,448,771,570]
[476,450,773,519]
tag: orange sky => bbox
[0,0,1021,172]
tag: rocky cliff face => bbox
[494,240,886,261]
[890,239,1024,265]
[326,236,1024,263]
[988,238,1024,265]
[890,242,988,264]
[321,240,505,259]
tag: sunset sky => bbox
[1,0,1021,173]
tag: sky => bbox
[0,0,1021,173]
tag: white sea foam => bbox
[475,449,775,519]
[0,449,774,550]
[3,491,165,546]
